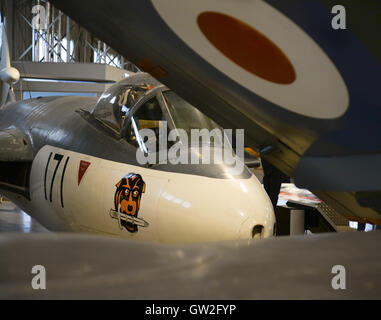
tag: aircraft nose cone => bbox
[227,178,275,240]
[157,171,275,243]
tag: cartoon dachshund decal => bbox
[110,173,148,233]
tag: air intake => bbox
[252,225,264,239]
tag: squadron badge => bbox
[109,173,148,233]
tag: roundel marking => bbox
[151,0,349,119]
[197,11,296,85]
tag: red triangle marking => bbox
[78,160,91,186]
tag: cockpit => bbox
[91,72,249,179]
[92,72,222,153]
[92,73,159,134]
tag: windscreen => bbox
[93,82,153,133]
[163,90,222,136]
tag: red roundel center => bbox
[197,11,296,84]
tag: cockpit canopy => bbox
[92,73,161,133]
[92,72,224,151]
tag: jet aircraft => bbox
[0,45,275,242]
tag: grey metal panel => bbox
[294,154,381,192]
[0,82,250,180]
[0,128,33,161]
[0,230,380,299]
[12,61,132,83]
[316,202,349,230]
[15,81,114,94]
[12,62,134,97]
[153,163,252,179]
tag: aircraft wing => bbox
[50,0,381,223]
[1,231,381,299]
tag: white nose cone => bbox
[156,173,275,243]
[232,177,276,240]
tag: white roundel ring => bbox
[152,0,349,119]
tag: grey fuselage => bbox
[0,84,250,204]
